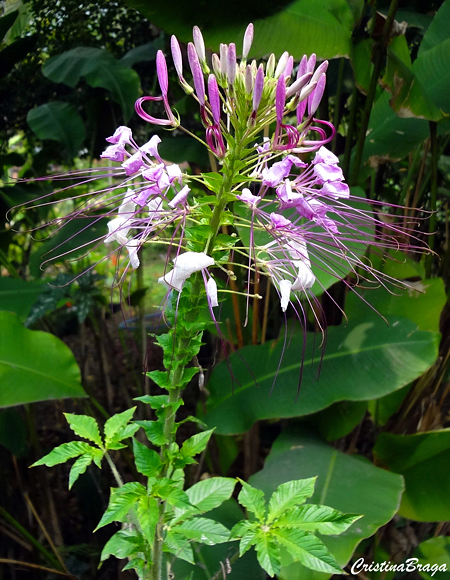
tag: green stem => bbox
[342,84,359,180]
[350,0,400,185]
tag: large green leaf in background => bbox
[373,430,450,522]
[27,102,86,158]
[345,278,446,334]
[42,47,140,121]
[124,0,360,59]
[0,311,85,407]
[202,317,439,434]
[250,427,404,580]
[0,277,42,321]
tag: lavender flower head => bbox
[21,24,428,340]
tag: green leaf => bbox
[0,311,85,407]
[136,495,159,546]
[203,317,439,435]
[250,427,404,576]
[27,102,85,158]
[174,517,230,545]
[101,529,142,562]
[273,528,342,574]
[373,429,450,522]
[120,41,157,67]
[345,277,446,334]
[237,479,266,521]
[125,0,354,59]
[381,36,444,121]
[274,504,360,535]
[0,278,43,322]
[254,530,281,577]
[136,419,168,446]
[32,441,93,467]
[181,429,215,458]
[419,0,450,55]
[186,477,236,514]
[68,453,94,489]
[42,47,140,121]
[303,400,368,442]
[413,536,450,580]
[95,482,146,530]
[267,479,316,523]
[164,531,195,564]
[64,413,102,447]
[104,407,136,448]
[132,439,162,478]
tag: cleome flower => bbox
[17,23,428,336]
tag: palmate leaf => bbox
[237,479,266,521]
[267,479,316,524]
[274,504,361,535]
[32,441,93,467]
[273,528,342,574]
[64,413,102,447]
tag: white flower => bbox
[206,277,219,307]
[158,251,214,292]
[104,190,136,245]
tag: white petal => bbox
[206,278,218,307]
[104,217,129,245]
[291,260,315,290]
[278,279,292,312]
[126,239,140,269]
[172,252,214,278]
[158,269,184,292]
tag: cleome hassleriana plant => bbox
[30,23,427,580]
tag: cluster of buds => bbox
[136,23,333,158]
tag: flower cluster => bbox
[23,23,426,323]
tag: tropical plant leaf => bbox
[27,102,85,158]
[0,311,85,407]
[254,530,281,577]
[202,317,439,435]
[42,47,140,121]
[373,429,450,521]
[0,278,43,322]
